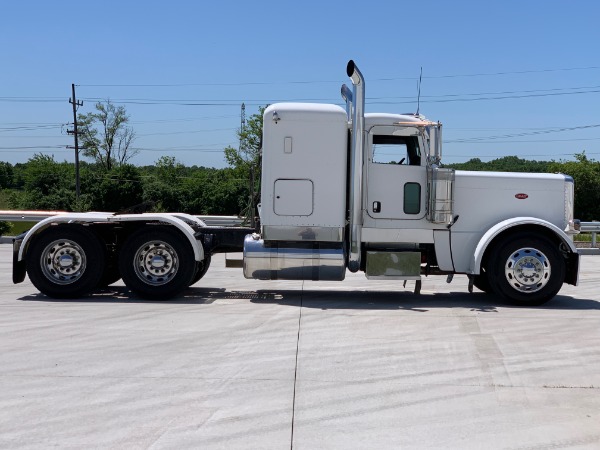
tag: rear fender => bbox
[17,213,205,263]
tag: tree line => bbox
[445,153,600,221]
[0,156,251,216]
[1,100,598,230]
[0,101,261,230]
[1,151,598,221]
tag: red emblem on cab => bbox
[515,193,528,199]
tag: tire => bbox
[486,233,565,306]
[27,226,105,299]
[473,272,491,293]
[473,274,491,294]
[190,255,211,286]
[118,226,196,300]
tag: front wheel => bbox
[27,226,105,298]
[119,226,196,300]
[487,233,565,306]
[473,271,491,293]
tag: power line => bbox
[77,87,600,106]
[4,83,600,107]
[446,124,600,143]
[373,84,600,101]
[130,114,238,124]
[132,147,228,153]
[0,145,65,150]
[446,137,600,144]
[445,151,600,159]
[0,97,64,103]
[0,136,69,138]
[424,66,600,79]
[76,65,600,87]
[0,124,64,132]
[136,127,236,137]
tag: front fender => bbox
[471,217,577,274]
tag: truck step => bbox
[578,248,600,255]
[225,258,244,268]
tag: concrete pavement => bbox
[1,244,599,449]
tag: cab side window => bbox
[372,135,421,165]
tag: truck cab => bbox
[244,60,581,306]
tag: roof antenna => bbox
[416,67,423,116]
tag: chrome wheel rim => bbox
[41,239,86,285]
[504,247,551,293]
[133,240,179,285]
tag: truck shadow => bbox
[17,285,600,312]
[249,290,600,312]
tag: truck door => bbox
[366,126,427,221]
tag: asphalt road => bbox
[1,244,600,449]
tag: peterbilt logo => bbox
[515,193,529,199]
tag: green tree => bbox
[78,100,137,171]
[548,152,600,221]
[83,164,144,212]
[0,221,12,236]
[181,168,247,215]
[12,154,75,210]
[446,156,552,173]
[223,106,265,220]
[0,161,14,189]
[142,156,187,212]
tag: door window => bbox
[372,135,421,165]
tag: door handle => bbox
[373,201,381,213]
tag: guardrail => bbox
[581,221,600,247]
[0,210,245,228]
[0,210,597,244]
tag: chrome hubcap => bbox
[41,239,86,285]
[133,240,179,285]
[504,247,551,293]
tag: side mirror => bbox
[428,122,442,165]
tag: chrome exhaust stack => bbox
[346,60,365,272]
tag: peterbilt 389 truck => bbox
[13,61,584,305]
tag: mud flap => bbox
[12,233,27,284]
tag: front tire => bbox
[119,226,196,300]
[473,271,491,293]
[27,226,105,298]
[487,233,565,306]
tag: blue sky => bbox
[1,0,599,168]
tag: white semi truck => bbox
[13,61,584,305]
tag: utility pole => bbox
[240,102,246,139]
[67,84,83,200]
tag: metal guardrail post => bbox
[580,221,600,248]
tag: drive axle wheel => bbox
[487,233,565,306]
[27,226,105,298]
[190,255,211,286]
[119,226,196,299]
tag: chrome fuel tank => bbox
[243,235,346,281]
